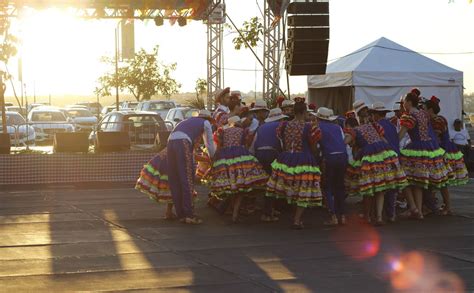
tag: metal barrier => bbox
[1,120,171,152]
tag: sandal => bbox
[163,213,177,221]
[261,215,279,222]
[374,218,385,226]
[291,222,304,230]
[440,208,454,216]
[339,215,347,225]
[181,216,203,225]
[323,217,339,226]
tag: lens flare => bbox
[390,251,425,290]
[331,214,381,260]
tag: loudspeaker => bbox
[0,133,10,154]
[96,132,130,152]
[53,132,89,153]
[285,2,330,76]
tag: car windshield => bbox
[0,114,26,126]
[124,115,159,126]
[31,112,67,122]
[67,109,93,118]
[149,102,174,110]
[127,102,139,109]
[183,109,199,119]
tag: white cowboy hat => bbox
[265,108,288,123]
[392,103,401,111]
[315,107,337,121]
[226,115,241,126]
[370,102,391,113]
[281,100,294,108]
[353,100,368,114]
[197,109,212,118]
[250,100,269,112]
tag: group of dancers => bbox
[135,87,469,228]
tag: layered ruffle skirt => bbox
[135,153,172,203]
[400,141,450,189]
[347,143,408,197]
[209,146,268,198]
[443,144,469,187]
[266,151,322,208]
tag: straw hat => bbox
[265,108,288,123]
[369,102,391,113]
[281,100,294,108]
[353,100,368,114]
[197,109,212,118]
[315,107,337,121]
[215,87,230,103]
[226,116,241,126]
[250,100,269,112]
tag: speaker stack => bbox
[0,133,10,154]
[53,133,90,153]
[96,132,130,153]
[285,1,330,75]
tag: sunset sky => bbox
[4,0,474,101]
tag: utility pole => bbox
[115,22,120,111]
[1,76,7,134]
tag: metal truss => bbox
[262,0,282,104]
[206,0,223,109]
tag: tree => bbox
[185,78,207,110]
[230,17,263,50]
[95,45,181,101]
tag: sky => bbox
[4,0,474,100]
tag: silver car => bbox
[28,109,75,143]
[0,112,36,146]
[136,100,176,119]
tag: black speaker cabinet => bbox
[96,131,130,152]
[53,132,89,153]
[0,133,11,154]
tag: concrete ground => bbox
[0,182,472,292]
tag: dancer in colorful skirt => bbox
[167,110,216,224]
[345,101,407,225]
[209,116,269,223]
[212,87,231,128]
[135,148,175,219]
[315,107,348,226]
[425,96,469,215]
[266,98,322,229]
[370,102,401,222]
[398,93,450,220]
[250,108,288,222]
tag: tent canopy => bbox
[307,37,464,128]
[308,37,463,88]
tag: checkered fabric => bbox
[0,152,153,185]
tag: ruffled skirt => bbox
[400,141,450,189]
[347,147,408,197]
[209,146,268,197]
[444,150,469,186]
[266,151,322,207]
[135,153,172,203]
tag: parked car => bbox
[0,111,36,146]
[89,110,169,146]
[27,103,47,113]
[101,105,117,117]
[120,101,139,110]
[64,108,98,132]
[28,108,75,143]
[75,102,102,116]
[5,102,14,107]
[6,106,27,117]
[136,100,176,119]
[165,107,200,128]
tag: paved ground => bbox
[0,182,473,292]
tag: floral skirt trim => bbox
[266,160,322,207]
[400,147,450,189]
[346,150,407,197]
[445,151,469,186]
[209,155,269,197]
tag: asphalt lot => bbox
[0,182,472,292]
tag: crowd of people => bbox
[135,87,469,229]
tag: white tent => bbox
[307,37,464,128]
